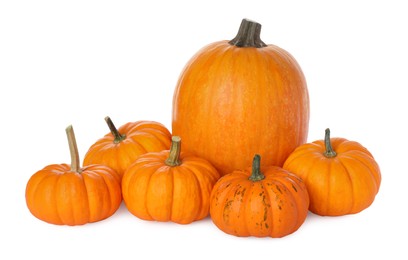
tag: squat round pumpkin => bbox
[25,125,122,226]
[172,19,309,175]
[122,136,220,224]
[283,128,381,216]
[83,116,171,180]
[210,154,309,238]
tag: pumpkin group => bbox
[210,154,309,238]
[25,126,122,226]
[172,18,310,175]
[83,116,172,180]
[25,18,381,238]
[283,128,381,216]
[122,136,220,224]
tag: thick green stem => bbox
[66,125,81,173]
[165,136,182,166]
[248,154,265,181]
[105,116,126,144]
[323,128,337,158]
[229,18,267,48]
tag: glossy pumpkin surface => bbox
[26,126,122,225]
[122,136,220,224]
[283,129,381,216]
[210,155,309,238]
[172,19,309,175]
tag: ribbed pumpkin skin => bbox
[172,42,309,175]
[122,150,220,224]
[283,137,381,216]
[25,164,122,226]
[83,121,171,179]
[210,165,309,238]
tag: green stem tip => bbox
[248,154,265,181]
[323,128,337,158]
[105,116,126,144]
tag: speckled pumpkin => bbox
[210,154,309,238]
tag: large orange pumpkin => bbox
[283,128,381,216]
[210,154,309,238]
[122,136,220,224]
[25,125,122,226]
[172,19,309,175]
[83,116,171,180]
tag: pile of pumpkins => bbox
[25,19,381,238]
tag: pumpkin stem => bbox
[66,125,82,173]
[229,18,267,48]
[105,116,126,144]
[165,136,182,167]
[248,154,265,181]
[323,128,337,158]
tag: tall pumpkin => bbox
[172,19,309,175]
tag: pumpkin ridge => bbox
[336,158,355,214]
[343,152,381,192]
[180,164,205,220]
[127,135,149,154]
[237,180,251,236]
[117,142,141,173]
[180,158,220,182]
[97,148,119,175]
[49,174,66,224]
[297,155,327,213]
[326,160,333,215]
[137,128,172,148]
[337,155,379,213]
[55,173,84,225]
[30,171,62,224]
[257,180,274,236]
[84,168,118,222]
[283,174,310,219]
[145,166,166,220]
[167,165,175,221]
[283,147,320,169]
[262,178,285,235]
[277,179,301,234]
[222,178,246,235]
[54,174,70,224]
[294,155,321,186]
[80,171,96,222]
[100,167,122,208]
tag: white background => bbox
[1,0,407,259]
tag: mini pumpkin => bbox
[122,136,220,224]
[25,125,122,226]
[83,116,172,180]
[283,128,381,216]
[210,154,309,238]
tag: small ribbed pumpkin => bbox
[122,136,220,224]
[25,125,122,226]
[210,154,309,238]
[172,18,309,176]
[283,128,381,216]
[83,116,171,180]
